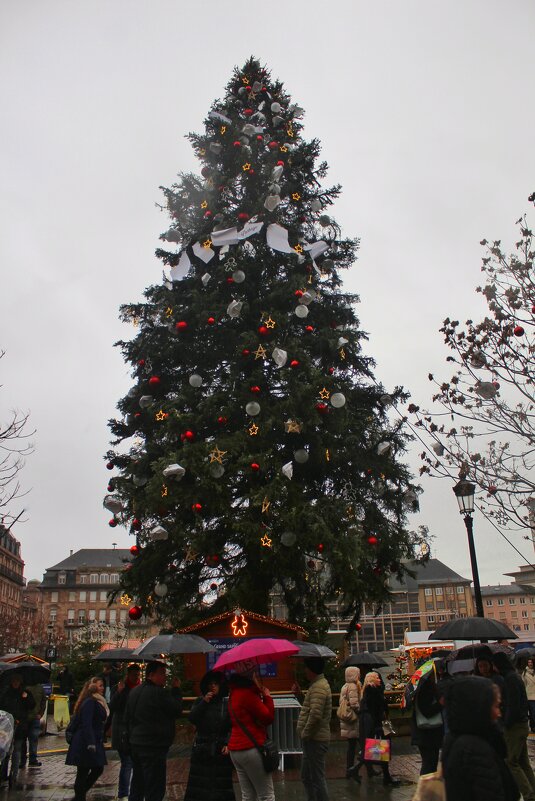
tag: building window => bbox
[90,591,97,602]
[520,598,526,605]
[100,573,109,584]
[446,586,454,594]
[58,573,66,585]
[67,609,74,623]
[524,624,530,630]
[509,598,516,605]
[100,591,108,602]
[497,599,504,606]
[531,597,535,604]
[435,587,443,596]
[427,616,435,623]
[457,586,465,594]
[438,614,446,622]
[424,588,432,596]
[485,599,493,607]
[79,591,87,602]
[79,575,88,584]
[90,574,98,584]
[522,611,529,618]
[511,611,518,618]
[487,613,494,619]
[69,592,76,601]
[110,573,119,584]
[99,609,106,622]
[120,610,127,622]
[109,610,117,623]
[78,612,86,624]
[51,592,58,603]
[88,609,96,621]
[49,608,57,622]
[513,625,521,631]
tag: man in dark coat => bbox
[125,661,183,801]
[98,663,121,704]
[0,673,34,787]
[57,664,75,711]
[108,663,141,801]
[493,652,535,801]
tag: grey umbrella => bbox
[429,617,517,641]
[290,641,337,658]
[342,652,388,668]
[132,634,215,658]
[93,648,144,663]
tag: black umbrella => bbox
[448,642,512,661]
[290,641,336,658]
[0,661,51,686]
[429,617,517,641]
[342,652,388,668]
[93,648,144,663]
[513,646,535,664]
[132,634,215,658]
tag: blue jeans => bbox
[118,750,133,798]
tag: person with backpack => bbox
[65,677,109,801]
[337,666,362,777]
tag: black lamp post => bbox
[453,479,484,618]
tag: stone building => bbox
[0,524,25,618]
[39,548,157,645]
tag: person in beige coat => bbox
[338,667,362,777]
[522,658,535,732]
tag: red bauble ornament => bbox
[276,160,284,167]
[373,566,383,575]
[210,582,218,591]
[109,518,117,528]
[107,483,114,492]
[218,417,228,427]
[181,430,195,442]
[201,166,211,177]
[248,168,255,175]
[305,325,314,333]
[294,289,303,298]
[244,108,253,116]
[128,605,143,621]
[355,623,362,632]
[191,503,203,513]
[176,321,188,331]
[205,554,220,567]
[315,403,328,414]
[258,325,269,337]
[290,360,300,368]
[226,276,234,284]
[204,211,213,219]
[367,535,378,545]
[242,349,250,357]
[149,376,161,386]
[256,134,263,141]
[268,141,278,150]
[249,385,261,394]
[488,485,498,495]
[137,359,145,367]
[233,140,241,148]
[317,543,324,553]
[238,212,250,222]
[492,381,500,390]
[106,462,114,470]
[532,304,535,314]
[132,518,142,531]
[207,316,216,325]
[328,367,334,375]
[130,544,139,556]
[514,325,525,336]
[250,462,260,471]
[245,86,252,93]
[134,412,141,418]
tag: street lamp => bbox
[453,479,484,618]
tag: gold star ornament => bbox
[209,446,227,464]
[220,125,227,134]
[254,345,267,360]
[120,593,132,606]
[200,200,208,209]
[261,534,272,548]
[248,423,259,436]
[242,162,251,171]
[294,244,303,254]
[284,419,302,434]
[319,387,331,400]
[265,317,276,329]
[261,497,270,514]
[292,192,301,201]
[203,239,213,249]
[155,410,168,421]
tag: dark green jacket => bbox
[297,675,332,741]
[125,680,183,753]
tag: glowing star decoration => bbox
[241,76,250,85]
[161,484,168,497]
[261,533,272,548]
[120,593,132,606]
[262,497,270,514]
[279,145,288,153]
[254,345,267,360]
[132,316,140,328]
[201,200,208,209]
[265,317,276,329]
[155,410,168,421]
[165,307,173,318]
[242,162,251,171]
[292,192,301,201]
[220,125,227,134]
[319,387,331,400]
[248,423,259,436]
[232,613,248,636]
[287,125,295,138]
[284,419,302,433]
[294,244,303,254]
[209,446,227,464]
[203,239,213,249]
[326,449,331,461]
[339,348,346,360]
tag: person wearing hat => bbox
[296,657,332,801]
[108,663,142,801]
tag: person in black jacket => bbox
[410,666,444,775]
[349,672,400,787]
[108,663,141,801]
[125,661,183,801]
[492,652,535,801]
[0,673,34,788]
[184,670,234,801]
[442,676,519,801]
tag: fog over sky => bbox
[1,1,534,588]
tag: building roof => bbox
[389,558,471,592]
[480,584,535,597]
[46,549,130,571]
[177,608,307,635]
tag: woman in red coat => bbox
[227,672,275,801]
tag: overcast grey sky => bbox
[1,1,534,587]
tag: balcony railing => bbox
[0,563,25,586]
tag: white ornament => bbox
[379,394,393,407]
[294,305,309,318]
[330,393,346,408]
[310,199,322,212]
[154,582,168,597]
[281,531,296,547]
[103,495,123,514]
[210,463,225,478]
[189,374,203,388]
[337,337,348,348]
[227,300,243,318]
[209,142,222,155]
[271,165,284,181]
[377,441,392,456]
[282,462,293,479]
[293,449,309,464]
[471,351,487,368]
[246,401,261,416]
[149,525,168,541]
[272,115,284,126]
[162,463,186,479]
[272,348,288,368]
[319,215,331,227]
[271,102,282,113]
[139,395,153,409]
[232,270,246,283]
[201,273,211,286]
[264,194,281,212]
[163,228,180,243]
[298,290,316,306]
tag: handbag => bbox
[337,690,357,723]
[382,718,396,736]
[228,699,279,772]
[412,761,446,801]
[364,737,391,762]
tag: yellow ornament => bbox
[294,244,303,254]
[209,446,227,464]
[200,200,208,209]
[261,534,272,548]
[325,449,331,461]
[319,387,331,400]
[203,239,213,249]
[242,76,250,85]
[161,484,168,497]
[155,410,168,421]
[248,423,259,436]
[261,497,270,514]
[165,306,173,318]
[242,162,251,171]
[199,148,206,156]
[265,317,276,329]
[120,593,132,606]
[292,192,301,201]
[284,419,302,433]
[253,345,267,360]
[279,145,288,153]
[287,125,294,138]
[220,125,227,134]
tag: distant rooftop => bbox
[480,583,535,597]
[46,548,130,571]
[389,558,471,592]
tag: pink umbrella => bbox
[214,638,299,673]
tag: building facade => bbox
[481,583,535,635]
[0,524,25,618]
[39,548,157,645]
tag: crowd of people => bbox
[2,648,535,800]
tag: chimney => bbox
[70,550,73,556]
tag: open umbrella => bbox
[0,661,51,686]
[133,634,215,658]
[513,646,535,664]
[429,617,517,641]
[290,641,336,659]
[93,648,144,663]
[342,652,388,668]
[214,638,299,673]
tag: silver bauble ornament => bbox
[293,449,309,464]
[281,531,296,547]
[245,401,261,416]
[189,374,203,388]
[154,582,168,597]
[330,392,346,408]
[139,395,153,409]
[294,305,309,318]
[210,463,225,478]
[232,270,246,283]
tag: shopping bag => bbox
[412,762,446,800]
[364,737,391,762]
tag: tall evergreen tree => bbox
[105,58,426,636]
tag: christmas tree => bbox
[106,58,426,636]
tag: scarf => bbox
[93,692,110,717]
